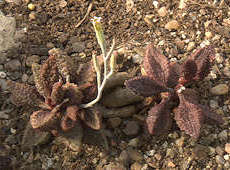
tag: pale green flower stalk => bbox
[81,17,116,108]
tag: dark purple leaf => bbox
[166,62,181,88]
[125,76,168,97]
[146,98,172,135]
[182,45,215,83]
[181,59,197,84]
[143,43,170,86]
[174,91,204,138]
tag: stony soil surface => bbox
[1,0,230,169]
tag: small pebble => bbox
[216,155,225,165]
[21,73,29,82]
[59,0,67,8]
[216,146,225,156]
[218,130,228,141]
[154,153,162,161]
[225,143,230,154]
[210,84,229,95]
[175,136,185,147]
[29,12,36,20]
[158,7,167,17]
[128,137,139,147]
[123,121,140,136]
[130,162,143,170]
[28,3,35,11]
[224,154,229,161]
[167,160,176,168]
[223,67,230,78]
[165,20,180,30]
[209,100,219,109]
[0,71,6,79]
[144,14,154,26]
[127,148,143,162]
[205,31,212,39]
[215,53,223,63]
[152,1,158,8]
[187,42,195,51]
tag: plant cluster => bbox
[8,48,101,135]
[125,43,224,138]
[7,16,116,136]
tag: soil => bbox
[1,0,230,169]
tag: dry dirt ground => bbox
[1,0,230,169]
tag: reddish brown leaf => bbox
[146,98,172,135]
[143,43,170,86]
[61,114,76,131]
[125,76,168,97]
[39,55,59,99]
[174,92,204,138]
[50,80,64,106]
[182,45,215,83]
[7,80,41,107]
[62,82,83,105]
[80,106,102,130]
[30,110,59,131]
[66,105,79,121]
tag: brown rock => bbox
[165,20,180,30]
[225,143,230,154]
[4,59,21,71]
[107,117,122,128]
[123,121,140,136]
[210,84,229,95]
[192,144,209,160]
[158,7,167,17]
[102,105,137,118]
[102,87,143,107]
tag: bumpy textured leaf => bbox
[32,63,45,97]
[30,110,59,131]
[62,82,83,105]
[39,55,59,99]
[80,106,102,130]
[180,60,197,84]
[49,48,75,82]
[146,97,172,135]
[7,80,41,107]
[61,115,76,131]
[143,43,170,86]
[174,91,204,138]
[50,80,64,106]
[182,45,215,83]
[166,62,181,88]
[125,76,168,97]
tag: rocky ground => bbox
[0,0,230,169]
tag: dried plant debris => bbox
[125,43,223,138]
[7,48,104,150]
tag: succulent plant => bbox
[125,43,224,138]
[7,48,102,135]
